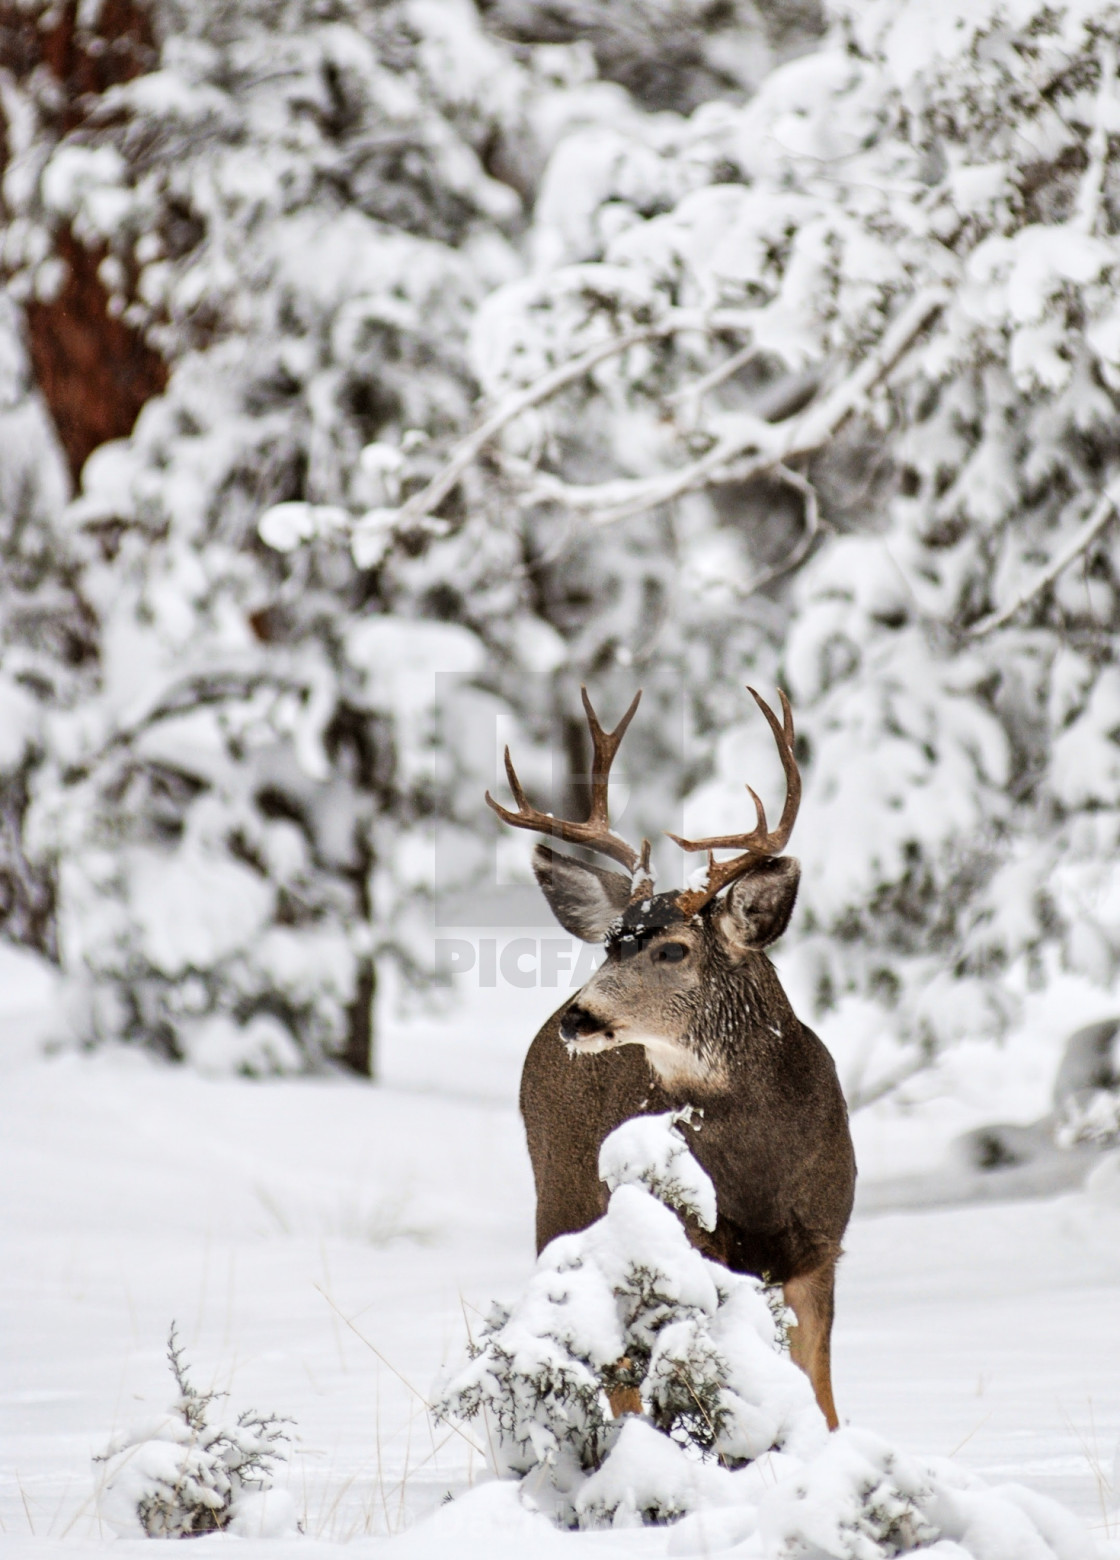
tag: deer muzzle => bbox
[559,1004,614,1046]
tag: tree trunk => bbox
[341,954,377,1079]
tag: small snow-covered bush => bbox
[95,1324,295,1539]
[437,1110,824,1527]
[437,1112,1097,1555]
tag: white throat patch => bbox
[570,1027,725,1090]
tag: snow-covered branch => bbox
[515,288,947,527]
[387,306,760,538]
[66,671,302,780]
[969,481,1120,638]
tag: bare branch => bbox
[738,464,822,596]
[845,1048,935,1113]
[312,1283,486,1457]
[969,480,1120,639]
[665,341,760,415]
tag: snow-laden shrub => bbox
[437,1110,826,1527]
[759,1429,939,1559]
[95,1324,295,1539]
[437,1111,1096,1554]
[758,1429,1099,1560]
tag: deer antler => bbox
[670,687,800,917]
[486,687,648,877]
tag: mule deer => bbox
[487,687,856,1429]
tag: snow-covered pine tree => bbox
[14,0,1120,1095]
[0,297,82,964]
[2,0,833,1070]
[0,0,597,1072]
[379,0,1120,1101]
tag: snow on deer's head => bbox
[486,687,802,1090]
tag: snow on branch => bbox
[1073,40,1119,236]
[261,290,943,561]
[63,670,307,782]
[969,480,1120,639]
[598,1107,717,1229]
[508,287,947,527]
[335,305,761,561]
[390,310,752,523]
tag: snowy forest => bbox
[2,0,1120,1552]
[8,0,1120,1114]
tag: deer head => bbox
[486,686,803,1089]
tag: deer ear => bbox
[533,843,632,942]
[720,857,800,951]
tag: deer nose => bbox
[559,1004,610,1043]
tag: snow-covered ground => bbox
[3,941,1120,1556]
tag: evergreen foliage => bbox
[95,1323,294,1539]
[436,1111,820,1527]
[6,0,1120,1092]
[436,1110,1090,1551]
[399,0,1120,1093]
[1,0,550,1070]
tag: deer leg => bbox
[605,1356,643,1417]
[783,1259,839,1430]
[606,1383,643,1417]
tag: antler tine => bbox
[485,746,564,842]
[669,687,801,916]
[581,685,641,828]
[484,689,644,874]
[745,686,800,856]
[502,745,529,811]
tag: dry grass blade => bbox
[312,1283,485,1457]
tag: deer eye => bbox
[654,942,688,964]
